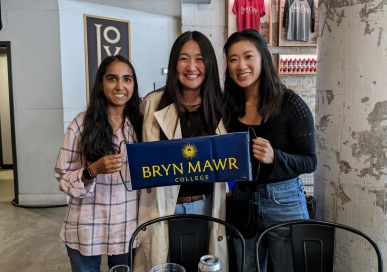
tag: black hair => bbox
[157,31,223,139]
[223,29,284,129]
[80,55,142,162]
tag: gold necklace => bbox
[184,103,202,112]
[185,103,201,108]
[108,115,124,132]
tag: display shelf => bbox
[278,54,317,75]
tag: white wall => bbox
[182,1,227,82]
[0,49,13,165]
[0,0,66,205]
[0,0,226,205]
[0,0,180,205]
[59,0,180,127]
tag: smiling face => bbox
[176,39,206,92]
[102,60,134,112]
[227,40,263,93]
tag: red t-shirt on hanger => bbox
[232,0,266,32]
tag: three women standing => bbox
[55,28,316,272]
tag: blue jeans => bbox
[66,245,130,272]
[234,178,309,272]
[174,194,212,216]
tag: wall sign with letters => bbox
[84,14,130,102]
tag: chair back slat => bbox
[169,218,210,271]
[129,214,246,272]
[291,224,335,272]
[256,220,383,272]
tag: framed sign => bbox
[227,0,272,46]
[278,0,318,46]
[84,15,131,102]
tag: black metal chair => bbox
[256,220,383,272]
[129,214,245,272]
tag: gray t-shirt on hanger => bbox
[286,0,312,42]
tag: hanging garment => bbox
[283,0,315,42]
[232,0,266,32]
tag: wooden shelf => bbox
[279,72,316,75]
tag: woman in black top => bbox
[223,29,317,272]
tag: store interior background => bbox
[0,0,317,207]
[0,0,385,271]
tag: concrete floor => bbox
[0,170,108,272]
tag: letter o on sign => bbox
[103,26,120,44]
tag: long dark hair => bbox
[157,31,223,139]
[80,55,142,162]
[223,29,284,129]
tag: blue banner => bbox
[126,132,252,190]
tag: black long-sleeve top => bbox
[229,89,317,184]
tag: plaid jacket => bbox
[55,112,138,256]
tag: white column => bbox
[315,1,387,271]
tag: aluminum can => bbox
[198,255,221,272]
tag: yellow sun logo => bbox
[181,143,198,160]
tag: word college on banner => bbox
[84,14,130,102]
[126,132,253,190]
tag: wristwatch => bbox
[83,167,95,180]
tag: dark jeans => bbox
[234,178,309,272]
[66,245,130,272]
